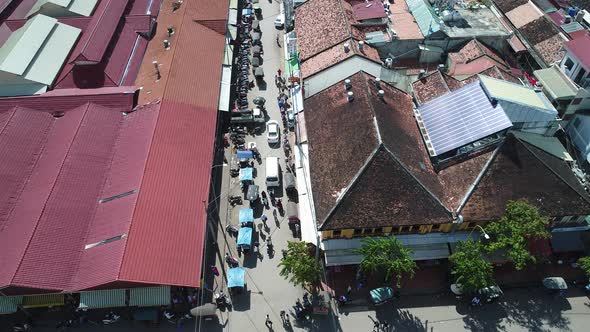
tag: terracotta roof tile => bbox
[301,38,381,79]
[535,34,567,66]
[505,1,543,28]
[295,0,350,60]
[519,16,559,45]
[389,0,422,39]
[411,71,451,105]
[461,135,590,221]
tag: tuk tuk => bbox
[246,184,259,203]
[239,208,254,227]
[285,172,296,197]
[237,150,253,168]
[190,303,217,321]
[228,267,246,294]
[254,67,264,80]
[237,226,253,253]
[287,201,300,236]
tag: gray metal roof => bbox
[416,82,513,156]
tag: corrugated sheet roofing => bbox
[534,65,578,100]
[406,0,440,36]
[27,0,98,17]
[479,75,554,110]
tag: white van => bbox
[265,156,280,187]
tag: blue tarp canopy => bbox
[236,150,253,159]
[228,267,245,288]
[240,167,253,181]
[242,8,252,16]
[237,227,252,247]
[239,208,254,223]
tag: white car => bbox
[266,120,280,144]
[274,14,285,30]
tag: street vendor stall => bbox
[239,167,253,186]
[237,227,253,253]
[239,208,254,226]
[246,184,259,202]
[236,150,253,167]
[228,267,246,294]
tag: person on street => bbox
[277,68,282,77]
[211,265,219,277]
[273,209,278,224]
[280,310,286,322]
[276,34,281,48]
[265,314,273,328]
[281,249,287,260]
[261,214,268,226]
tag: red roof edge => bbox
[74,0,130,64]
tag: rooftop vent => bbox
[575,10,585,23]
[172,0,183,11]
[344,79,352,90]
[167,26,175,36]
[359,41,365,53]
[375,77,381,88]
[347,91,354,102]
[153,60,161,81]
[418,69,426,79]
[378,90,385,100]
[163,40,170,49]
[564,15,572,24]
[344,42,350,53]
[438,64,445,71]
[384,57,393,68]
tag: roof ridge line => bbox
[10,102,92,289]
[456,143,504,214]
[319,144,382,229]
[335,0,354,39]
[516,135,590,204]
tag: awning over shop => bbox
[22,294,64,308]
[219,66,232,112]
[289,84,304,114]
[129,286,171,307]
[79,289,127,309]
[0,296,22,314]
[323,232,478,266]
[551,229,590,253]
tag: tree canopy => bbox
[354,236,417,288]
[577,257,590,277]
[449,240,494,293]
[278,241,322,292]
[483,200,550,270]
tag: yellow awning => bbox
[22,294,65,308]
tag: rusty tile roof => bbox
[301,38,381,79]
[307,71,495,229]
[389,0,423,39]
[295,0,351,60]
[519,16,560,45]
[461,134,590,221]
[493,0,528,13]
[534,34,567,66]
[447,39,511,76]
[505,0,543,28]
[411,71,451,105]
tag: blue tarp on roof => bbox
[237,150,253,159]
[228,267,245,288]
[237,227,252,247]
[239,208,254,223]
[239,167,253,181]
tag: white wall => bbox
[567,114,590,162]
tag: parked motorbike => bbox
[215,292,231,309]
[226,224,239,236]
[229,195,243,206]
[12,323,31,332]
[102,312,120,325]
[230,168,240,177]
[225,253,239,267]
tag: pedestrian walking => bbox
[273,209,278,223]
[261,214,268,226]
[372,320,380,332]
[265,314,273,328]
[277,68,282,77]
[276,34,281,48]
[295,298,303,309]
[281,249,287,260]
[280,310,286,322]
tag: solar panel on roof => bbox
[416,82,512,156]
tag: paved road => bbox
[336,287,590,332]
[200,1,336,331]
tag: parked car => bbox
[274,14,285,30]
[266,120,280,144]
[475,285,503,303]
[369,287,394,306]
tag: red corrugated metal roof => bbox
[120,14,226,287]
[0,89,160,292]
[72,0,130,64]
[566,34,590,70]
[352,0,386,21]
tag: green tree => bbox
[354,236,417,288]
[577,257,590,277]
[278,241,322,292]
[449,240,494,293]
[483,200,550,270]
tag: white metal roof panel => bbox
[417,82,512,156]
